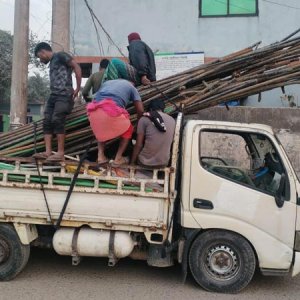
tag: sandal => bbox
[110,157,130,167]
[32,152,50,160]
[97,158,109,166]
[46,153,65,162]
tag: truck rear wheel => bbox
[0,224,30,281]
[189,230,256,293]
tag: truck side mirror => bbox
[275,173,286,208]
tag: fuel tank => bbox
[53,228,135,258]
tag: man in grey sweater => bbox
[131,99,175,167]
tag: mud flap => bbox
[292,252,300,277]
[181,229,200,283]
[147,244,173,267]
[13,223,38,245]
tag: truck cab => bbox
[180,119,300,292]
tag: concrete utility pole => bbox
[10,0,30,129]
[52,0,70,52]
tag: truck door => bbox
[188,125,297,269]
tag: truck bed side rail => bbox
[0,161,171,198]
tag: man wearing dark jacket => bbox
[127,32,156,85]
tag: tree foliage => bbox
[0,30,13,103]
[28,73,50,104]
[29,32,47,69]
[0,29,48,103]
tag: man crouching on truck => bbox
[33,42,82,162]
[131,99,175,167]
[87,79,144,166]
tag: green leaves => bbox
[0,30,13,103]
[0,29,47,104]
[27,72,50,104]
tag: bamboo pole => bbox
[1,37,300,158]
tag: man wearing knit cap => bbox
[127,32,156,86]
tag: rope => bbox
[33,122,53,224]
[55,140,94,228]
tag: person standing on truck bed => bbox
[131,99,175,167]
[127,32,156,86]
[82,59,109,102]
[32,42,82,162]
[87,79,144,166]
[103,58,140,86]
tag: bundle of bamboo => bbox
[1,37,300,157]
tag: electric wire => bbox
[262,0,300,10]
[83,0,126,57]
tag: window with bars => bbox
[199,0,259,17]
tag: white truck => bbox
[0,112,300,293]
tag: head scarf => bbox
[128,32,141,43]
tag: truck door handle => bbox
[193,199,214,210]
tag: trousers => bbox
[43,94,73,134]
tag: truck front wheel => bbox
[0,224,30,281]
[189,230,256,293]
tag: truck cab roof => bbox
[185,119,275,135]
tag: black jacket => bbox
[128,40,156,82]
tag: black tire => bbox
[189,230,256,293]
[0,224,30,281]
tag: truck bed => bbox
[0,113,182,236]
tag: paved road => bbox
[1,248,300,300]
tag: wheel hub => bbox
[206,245,239,279]
[0,239,10,264]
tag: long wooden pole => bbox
[9,0,29,130]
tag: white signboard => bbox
[155,51,205,80]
